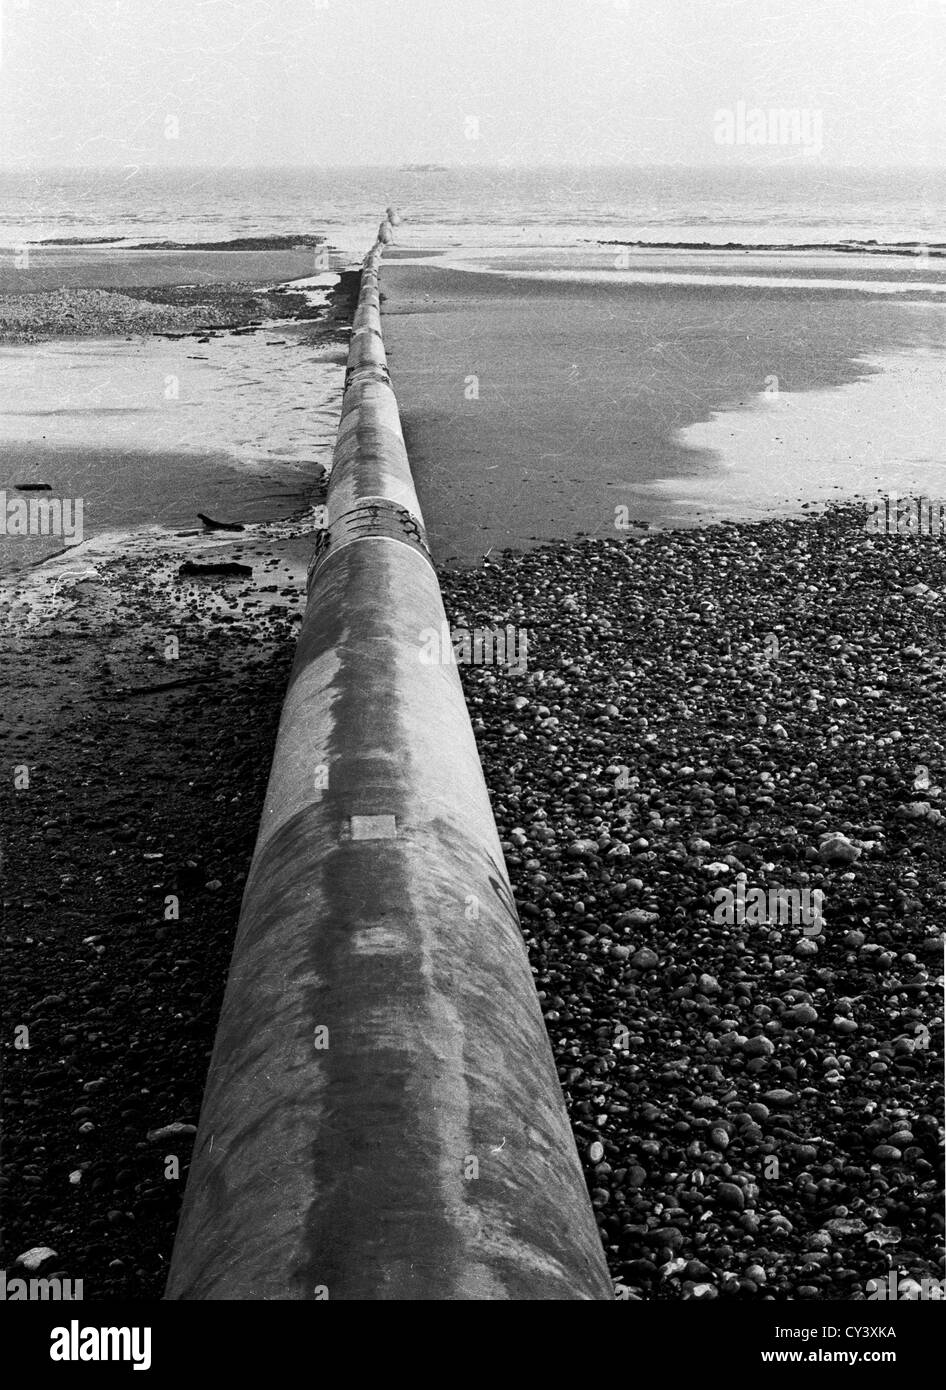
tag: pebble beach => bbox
[2,497,942,1299]
[441,506,944,1299]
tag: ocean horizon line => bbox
[3,161,946,174]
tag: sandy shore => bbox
[382,255,946,563]
[0,254,357,571]
[2,243,942,1303]
[0,244,332,295]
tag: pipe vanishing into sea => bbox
[165,222,613,1301]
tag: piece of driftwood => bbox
[178,561,252,577]
[197,513,246,532]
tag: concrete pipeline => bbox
[165,222,613,1301]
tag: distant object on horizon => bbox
[399,163,449,173]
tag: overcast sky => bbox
[0,0,943,168]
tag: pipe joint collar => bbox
[308,496,433,583]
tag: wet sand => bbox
[0,246,330,295]
[381,255,946,563]
[0,526,310,1299]
[0,256,356,571]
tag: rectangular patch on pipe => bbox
[348,814,397,841]
[352,926,406,954]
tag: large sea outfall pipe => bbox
[165,223,613,1301]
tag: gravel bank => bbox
[0,282,323,344]
[441,503,944,1300]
